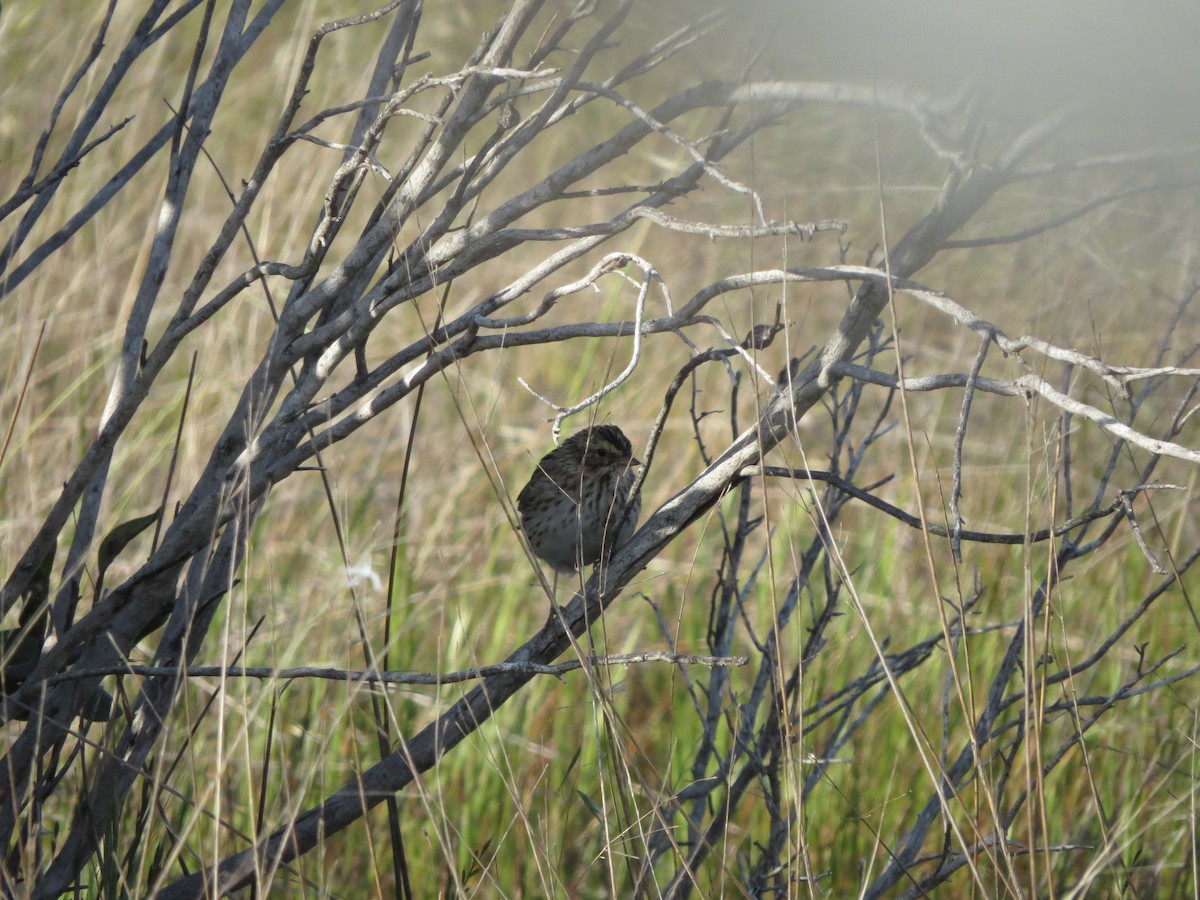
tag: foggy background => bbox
[725,0,1200,152]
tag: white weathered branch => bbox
[830,362,1200,464]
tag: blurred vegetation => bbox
[1,1,1198,897]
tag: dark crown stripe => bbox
[591,424,631,455]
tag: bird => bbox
[517,424,643,577]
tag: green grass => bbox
[3,1,1199,896]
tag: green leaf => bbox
[2,543,55,694]
[576,789,604,822]
[81,686,116,722]
[97,511,160,584]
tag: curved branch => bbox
[41,652,748,689]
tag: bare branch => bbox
[40,652,748,690]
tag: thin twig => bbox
[41,652,749,688]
